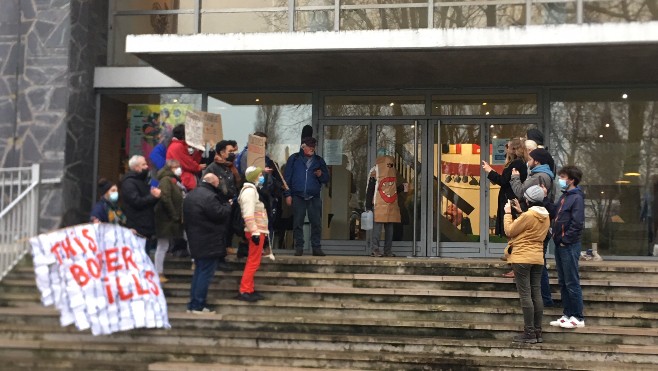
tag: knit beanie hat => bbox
[529,148,551,165]
[524,185,545,203]
[245,166,263,184]
[97,178,113,197]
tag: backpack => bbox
[231,201,244,237]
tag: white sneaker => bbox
[550,315,569,327]
[560,316,585,329]
[186,307,216,315]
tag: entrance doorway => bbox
[319,120,424,256]
[434,121,539,257]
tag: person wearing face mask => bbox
[153,159,185,283]
[121,155,162,254]
[166,125,207,191]
[542,165,586,330]
[183,173,232,314]
[90,178,127,225]
[236,166,268,302]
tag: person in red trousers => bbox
[236,166,268,302]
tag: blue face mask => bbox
[257,175,265,186]
[559,178,568,190]
[108,191,119,203]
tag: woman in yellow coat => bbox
[504,185,550,344]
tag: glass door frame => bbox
[318,119,429,256]
[434,118,543,258]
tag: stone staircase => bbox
[0,255,658,370]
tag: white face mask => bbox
[174,167,182,177]
[187,147,194,155]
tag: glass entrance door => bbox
[320,120,424,256]
[434,121,539,257]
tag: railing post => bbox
[334,0,340,31]
[31,164,40,236]
[576,0,583,24]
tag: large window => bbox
[550,88,658,257]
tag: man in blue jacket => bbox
[544,165,586,329]
[284,137,330,256]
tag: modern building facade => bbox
[2,0,658,258]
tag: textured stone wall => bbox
[0,0,107,231]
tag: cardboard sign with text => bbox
[30,224,170,336]
[184,111,223,150]
[246,134,266,169]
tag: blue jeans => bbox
[292,196,322,253]
[554,242,584,320]
[541,235,554,306]
[188,257,218,311]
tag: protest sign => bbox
[184,111,223,150]
[30,223,170,336]
[246,134,266,169]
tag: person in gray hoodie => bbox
[510,148,555,204]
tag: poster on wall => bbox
[324,139,343,166]
[184,111,223,151]
[492,138,508,165]
[30,223,170,336]
[127,104,193,160]
[246,134,266,169]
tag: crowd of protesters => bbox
[91,124,586,343]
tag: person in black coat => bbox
[482,138,528,237]
[183,173,232,314]
[121,155,161,252]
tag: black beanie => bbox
[526,128,544,146]
[529,148,551,165]
[97,178,113,197]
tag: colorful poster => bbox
[127,104,193,160]
[492,138,508,165]
[30,224,170,336]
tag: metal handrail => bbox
[0,182,38,220]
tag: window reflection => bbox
[550,88,658,256]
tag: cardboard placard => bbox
[246,134,266,169]
[184,111,223,150]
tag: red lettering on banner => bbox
[145,270,160,296]
[70,264,90,287]
[102,277,115,304]
[133,273,149,295]
[61,237,77,259]
[105,247,122,272]
[74,236,89,254]
[121,246,138,270]
[86,257,101,279]
[116,276,133,301]
[82,228,98,253]
[51,242,63,264]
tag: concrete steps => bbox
[1,255,658,370]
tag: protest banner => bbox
[246,134,266,169]
[184,110,223,150]
[30,223,170,336]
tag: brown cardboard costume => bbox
[370,156,401,223]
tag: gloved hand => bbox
[251,234,260,245]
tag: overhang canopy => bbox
[126,22,658,90]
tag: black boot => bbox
[535,327,543,343]
[513,326,538,344]
[312,249,326,256]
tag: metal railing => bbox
[0,164,40,281]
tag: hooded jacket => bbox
[510,164,555,205]
[238,182,269,235]
[120,170,159,238]
[283,150,330,198]
[504,206,550,265]
[203,156,242,199]
[183,182,232,259]
[154,167,184,239]
[547,187,585,247]
[166,138,203,191]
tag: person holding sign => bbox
[166,125,206,192]
[236,166,269,302]
[183,173,232,314]
[284,137,330,256]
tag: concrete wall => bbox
[0,0,107,231]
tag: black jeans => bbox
[292,195,322,253]
[512,263,544,329]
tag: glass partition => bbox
[324,96,425,116]
[432,94,538,116]
[550,88,658,257]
